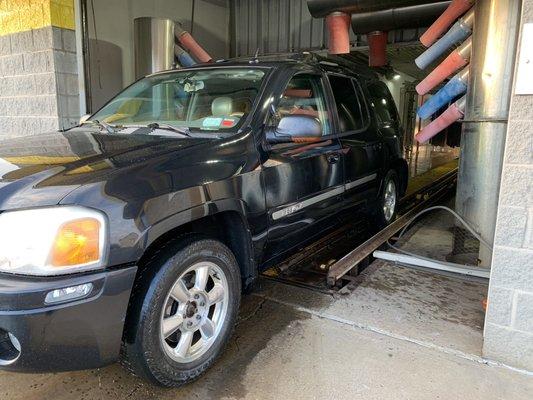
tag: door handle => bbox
[327,153,340,164]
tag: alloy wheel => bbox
[383,180,397,222]
[160,261,229,363]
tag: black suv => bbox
[0,55,407,386]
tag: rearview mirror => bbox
[266,115,323,144]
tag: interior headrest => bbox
[283,89,312,98]
[212,97,233,117]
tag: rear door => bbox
[260,71,344,264]
[327,74,383,214]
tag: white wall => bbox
[87,0,230,109]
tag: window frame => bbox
[326,72,371,138]
[264,70,339,148]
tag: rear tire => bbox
[121,237,241,387]
[374,170,399,228]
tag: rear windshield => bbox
[91,67,267,134]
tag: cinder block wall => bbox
[0,0,80,139]
[483,0,533,371]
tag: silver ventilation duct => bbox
[351,1,450,34]
[134,17,176,79]
[307,0,445,18]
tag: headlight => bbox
[0,206,107,276]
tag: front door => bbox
[260,72,344,264]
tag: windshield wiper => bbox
[81,119,117,134]
[146,123,192,137]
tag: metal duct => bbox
[134,17,176,79]
[455,0,522,267]
[326,12,352,54]
[367,31,388,66]
[307,0,444,18]
[351,1,450,34]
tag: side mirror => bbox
[266,115,323,144]
[79,114,91,125]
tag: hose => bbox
[385,205,492,272]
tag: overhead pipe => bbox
[415,96,465,143]
[307,1,450,61]
[416,37,471,95]
[326,12,352,54]
[307,0,445,18]
[175,24,212,63]
[415,8,474,70]
[420,0,475,47]
[350,2,450,34]
[174,45,196,67]
[417,67,468,119]
[367,31,388,66]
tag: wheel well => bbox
[136,211,257,292]
[390,158,408,196]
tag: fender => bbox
[137,197,259,288]
[142,198,250,250]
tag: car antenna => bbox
[250,48,260,64]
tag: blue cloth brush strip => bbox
[177,51,196,67]
[417,75,468,119]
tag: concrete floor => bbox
[2,261,532,400]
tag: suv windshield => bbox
[91,67,267,134]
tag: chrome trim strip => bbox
[272,186,344,221]
[345,173,377,191]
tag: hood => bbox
[0,128,208,210]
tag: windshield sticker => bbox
[203,117,223,128]
[221,118,237,127]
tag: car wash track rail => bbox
[262,162,458,292]
[326,165,458,287]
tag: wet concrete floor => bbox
[2,260,532,400]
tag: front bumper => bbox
[0,266,137,372]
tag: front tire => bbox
[122,238,241,387]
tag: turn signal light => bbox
[50,218,101,267]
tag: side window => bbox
[328,75,366,133]
[274,74,331,136]
[367,81,399,126]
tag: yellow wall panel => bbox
[0,0,74,36]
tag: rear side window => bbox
[367,81,399,126]
[328,75,367,133]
